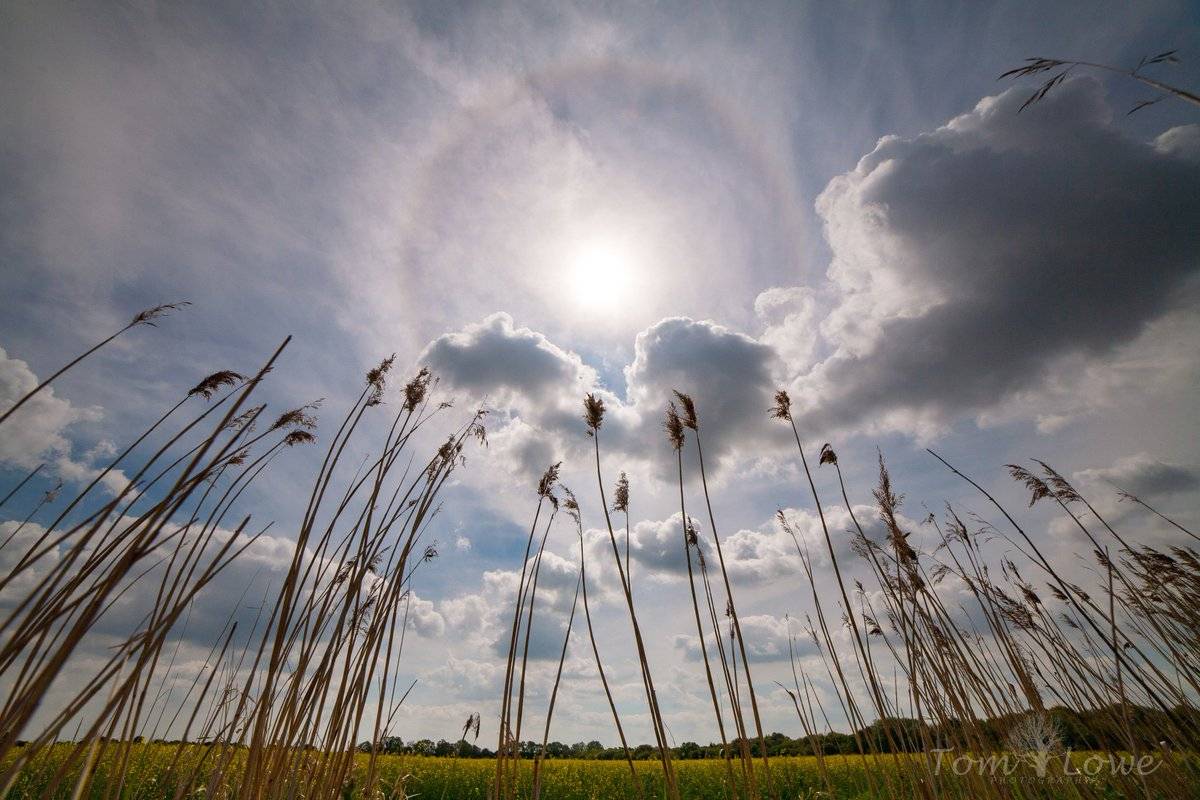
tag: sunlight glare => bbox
[569,241,634,313]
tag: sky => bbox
[1,0,1199,748]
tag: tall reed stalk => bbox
[584,394,679,800]
[0,307,485,800]
[765,386,1200,800]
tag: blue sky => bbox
[1,0,1199,746]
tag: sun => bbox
[568,241,634,312]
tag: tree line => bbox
[352,704,1198,760]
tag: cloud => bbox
[625,513,699,578]
[781,78,1200,439]
[483,416,569,486]
[674,613,818,663]
[418,80,1200,459]
[755,286,820,372]
[973,301,1200,433]
[419,313,608,484]
[0,522,60,604]
[622,316,782,468]
[422,313,597,406]
[0,346,128,494]
[440,593,492,637]
[721,504,886,583]
[1076,453,1200,499]
[0,516,445,662]
[1155,124,1200,162]
[438,550,583,663]
[419,313,782,479]
[6,0,1200,748]
[405,593,447,639]
[425,655,502,700]
[618,504,892,586]
[1044,454,1200,555]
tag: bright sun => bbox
[568,241,634,312]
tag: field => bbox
[6,748,826,800]
[10,745,1196,800]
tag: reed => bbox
[3,307,1200,800]
[0,306,485,800]
[675,391,774,798]
[584,393,679,800]
[765,388,1200,800]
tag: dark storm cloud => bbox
[796,78,1200,436]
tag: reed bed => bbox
[1,307,1198,800]
[0,306,486,799]
[491,390,1199,800]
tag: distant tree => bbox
[378,736,404,755]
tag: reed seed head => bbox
[611,472,629,514]
[402,367,433,412]
[283,430,315,447]
[188,370,245,400]
[271,401,321,432]
[770,389,792,421]
[818,443,838,466]
[130,301,190,328]
[469,417,488,447]
[583,393,605,432]
[1034,460,1083,504]
[672,391,698,430]
[538,462,561,500]
[562,486,581,528]
[225,405,264,433]
[462,713,481,742]
[665,403,685,450]
[365,355,396,406]
[43,480,63,504]
[1006,464,1052,507]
